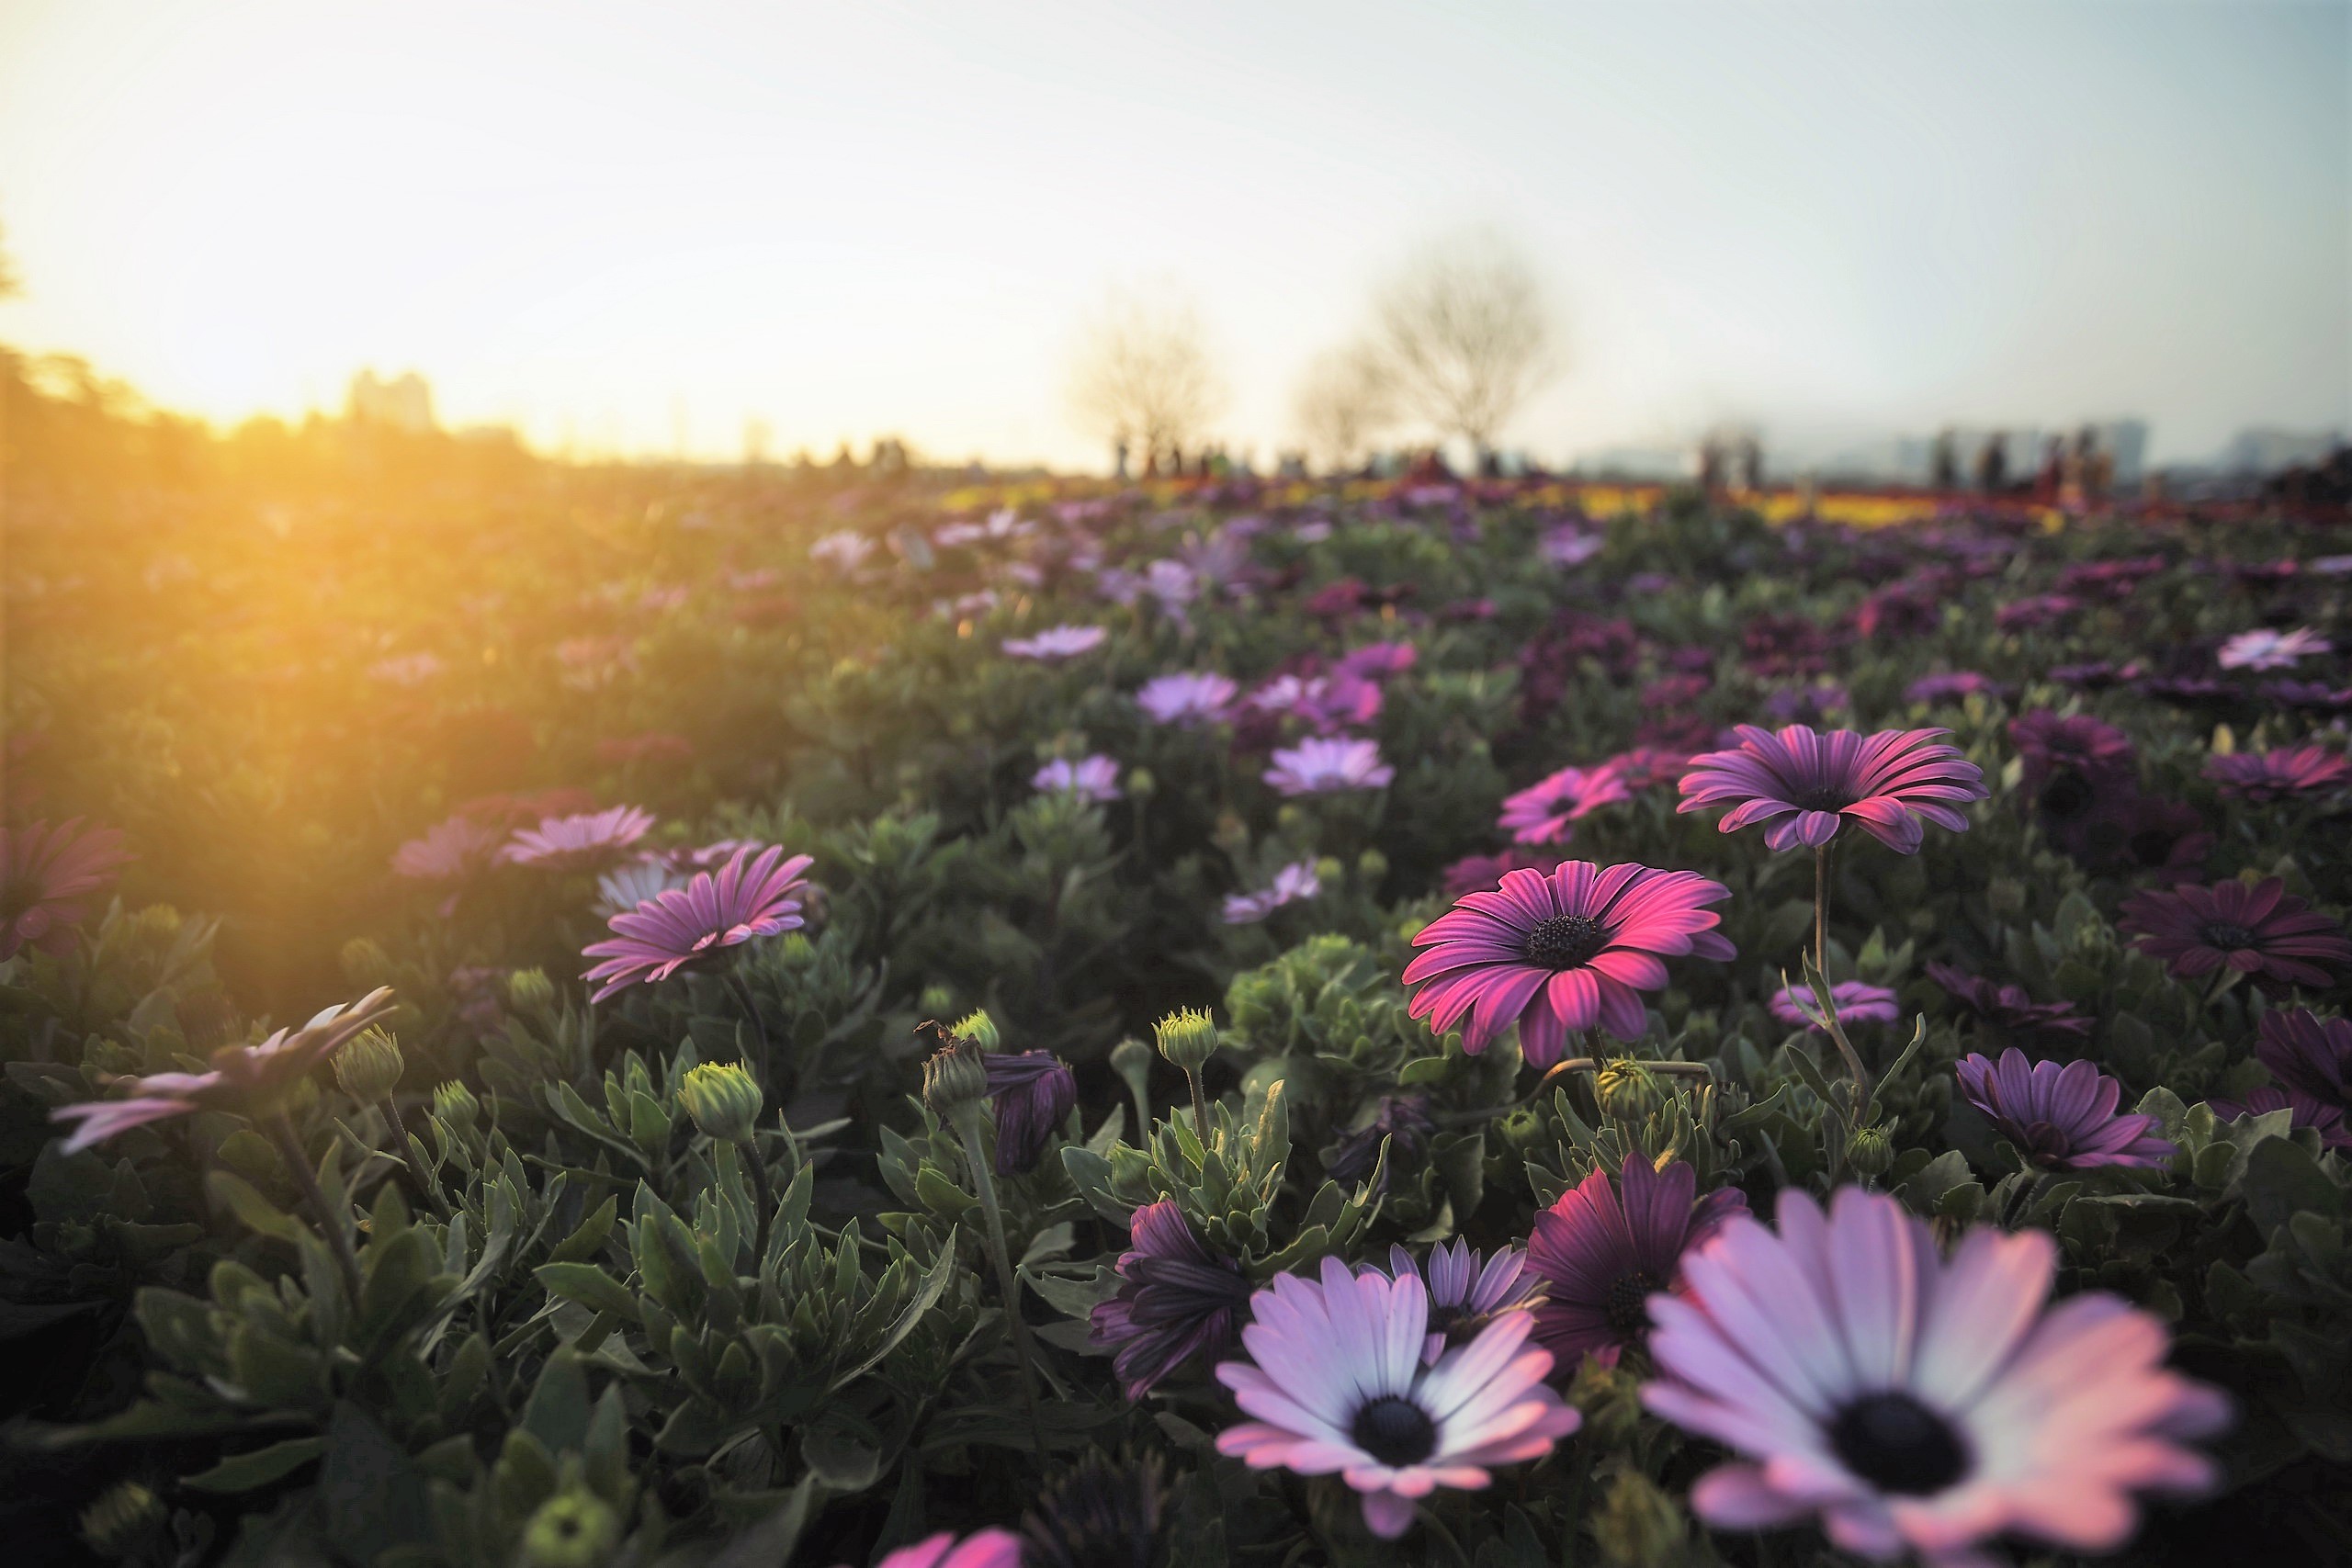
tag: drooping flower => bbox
[1385,1239,1542,1364]
[2119,878,2352,996]
[52,988,399,1152]
[1678,726,1988,854]
[1221,861,1320,925]
[2205,1084,2349,1150]
[1003,624,1107,660]
[1955,1049,2176,1169]
[502,807,656,873]
[1032,755,1124,803]
[1020,1450,1170,1568]
[1136,671,1237,726]
[1497,765,1632,846]
[1924,963,2094,1048]
[1263,737,1394,796]
[1214,1257,1581,1540]
[1524,1154,1746,1371]
[1090,1200,1253,1401]
[1770,980,1899,1032]
[2204,745,2351,804]
[870,1529,1023,1568]
[2217,626,2330,671]
[0,818,135,961]
[982,1050,1078,1176]
[391,815,504,884]
[1644,1187,2227,1565]
[580,846,813,1000]
[1402,862,1736,1065]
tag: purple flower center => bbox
[1827,1392,1970,1495]
[1351,1394,1438,1466]
[1604,1269,1663,1336]
[2200,920,2257,951]
[1525,913,1610,970]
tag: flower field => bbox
[7,384,2352,1567]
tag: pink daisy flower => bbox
[1525,1154,1747,1371]
[1221,861,1320,925]
[390,815,504,883]
[581,846,813,1000]
[1644,1187,2228,1566]
[1678,725,1989,854]
[1383,1240,1541,1364]
[1032,755,1124,803]
[1002,624,1107,660]
[1497,764,1633,846]
[1264,737,1394,796]
[2119,878,2352,997]
[869,1529,1022,1568]
[1769,980,1900,1032]
[1214,1256,1581,1540]
[1955,1049,2177,1170]
[2203,745,2351,804]
[1402,862,1736,1066]
[2217,626,2330,671]
[502,807,656,874]
[0,818,134,961]
[1136,671,1237,726]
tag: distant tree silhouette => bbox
[1293,342,1395,473]
[0,220,20,299]
[1372,229,1555,458]
[1066,288,1226,475]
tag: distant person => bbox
[1114,438,1130,480]
[1697,436,1724,496]
[1930,429,1958,491]
[1976,432,2008,495]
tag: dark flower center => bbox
[2200,921,2258,952]
[1826,1391,1971,1495]
[2127,828,2177,867]
[1525,913,1610,970]
[2036,771,2097,822]
[1604,1269,1663,1337]
[1351,1394,1438,1467]
[1792,784,1855,812]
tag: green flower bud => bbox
[950,1009,1001,1052]
[922,1041,989,1118]
[1355,847,1389,884]
[340,936,394,989]
[1153,1008,1220,1073]
[333,1028,405,1103]
[1592,1469,1683,1568]
[80,1481,166,1561]
[1595,1060,1664,1122]
[1848,1123,1895,1178]
[1110,1036,1155,1108]
[679,1062,763,1144]
[777,932,818,969]
[433,1079,481,1129]
[1125,767,1157,798]
[519,1488,622,1568]
[507,967,557,1013]
[918,983,957,1017]
[138,904,184,939]
[1314,855,1344,888]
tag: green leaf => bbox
[547,1195,618,1264]
[536,1262,641,1323]
[206,1169,305,1243]
[829,1242,956,1393]
[181,1437,324,1494]
[2244,1137,2342,1233]
[318,1402,431,1560]
[521,1350,592,1455]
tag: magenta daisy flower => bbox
[1954,1049,2176,1170]
[1221,860,1320,925]
[1497,765,1632,846]
[390,815,503,883]
[1214,1257,1581,1540]
[2205,1084,2348,1150]
[1032,755,1123,803]
[2217,626,2329,671]
[872,1529,1022,1568]
[1677,726,1988,853]
[0,818,134,961]
[2119,878,2352,996]
[1383,1239,1541,1364]
[1090,1200,1253,1401]
[502,806,655,873]
[1403,863,1736,1065]
[2204,745,2351,804]
[580,845,813,1000]
[1524,1155,1746,1371]
[1002,624,1107,660]
[982,1050,1078,1176]
[1644,1188,2227,1565]
[1136,671,1237,726]
[1924,964,2093,1048]
[1263,737,1394,796]
[2255,1007,2352,1111]
[52,987,398,1152]
[1769,980,1900,1032]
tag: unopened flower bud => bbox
[1595,1059,1664,1122]
[1125,767,1157,798]
[1153,1008,1220,1073]
[1848,1123,1895,1178]
[922,1040,989,1118]
[777,932,818,969]
[507,967,557,1013]
[333,1028,405,1103]
[138,905,184,939]
[1356,848,1389,884]
[341,936,394,989]
[918,983,957,1017]
[1592,1469,1683,1568]
[80,1481,166,1561]
[950,1009,1001,1052]
[679,1062,763,1144]
[433,1079,481,1129]
[1313,855,1344,888]
[519,1488,622,1568]
[1110,1036,1155,1108]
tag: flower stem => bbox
[954,1111,1048,1461]
[741,1134,776,1267]
[1813,842,1832,976]
[379,1095,448,1218]
[723,969,774,1095]
[1184,1066,1211,1139]
[266,1111,364,1309]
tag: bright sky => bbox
[1,1,2345,468]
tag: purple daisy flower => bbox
[1089,1200,1253,1401]
[982,1050,1078,1175]
[580,845,813,1000]
[1263,737,1394,796]
[1221,860,1320,925]
[1383,1239,1542,1364]
[1033,755,1124,803]
[1678,725,1989,854]
[1497,764,1633,846]
[1905,671,2004,705]
[1136,671,1237,726]
[391,816,503,884]
[2119,878,2352,996]
[502,806,656,873]
[2261,679,2352,715]
[1769,980,1900,1031]
[2218,626,2329,671]
[0,818,134,961]
[2204,745,2351,804]
[1925,963,2094,1048]
[1403,862,1736,1066]
[1954,1048,2176,1169]
[1003,624,1108,660]
[2255,1007,2352,1110]
[1524,1154,1746,1371]
[2205,1084,2349,1150]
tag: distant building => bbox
[2222,427,2343,475]
[346,369,435,433]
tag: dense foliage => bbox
[7,358,2352,1567]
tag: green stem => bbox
[955,1111,1047,1461]
[379,1096,448,1218]
[1184,1066,1211,1138]
[742,1134,776,1267]
[1813,842,1832,976]
[266,1111,364,1308]
[723,970,773,1096]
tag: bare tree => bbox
[1065,288,1225,473]
[1292,343,1396,473]
[1372,229,1555,457]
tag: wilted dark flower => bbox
[1090,1200,1252,1400]
[1021,1450,1170,1568]
[1525,1154,1745,1370]
[1,818,134,961]
[1955,1049,2176,1170]
[2120,878,2352,996]
[982,1049,1077,1176]
[2204,745,2351,804]
[1926,963,2094,1047]
[1325,1092,1436,1190]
